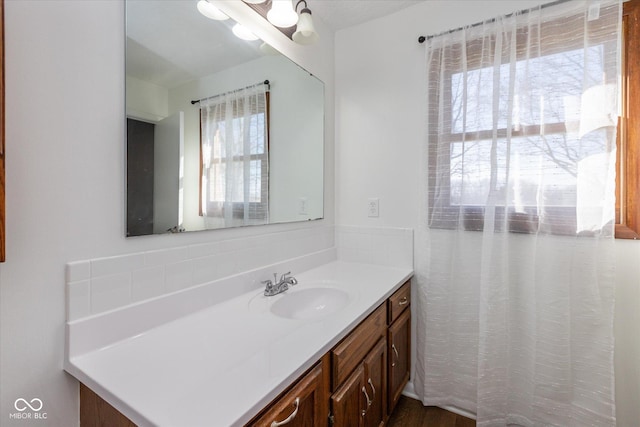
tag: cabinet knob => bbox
[398,296,408,306]
[271,397,299,427]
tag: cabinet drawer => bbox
[246,359,328,427]
[388,281,410,324]
[332,304,386,389]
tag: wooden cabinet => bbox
[331,364,365,426]
[362,338,387,427]
[328,280,411,427]
[331,304,386,388]
[247,356,329,427]
[387,283,411,415]
[330,339,387,427]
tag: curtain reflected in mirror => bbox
[199,82,270,228]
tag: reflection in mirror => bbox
[125,0,324,236]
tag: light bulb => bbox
[232,23,259,41]
[196,0,229,20]
[267,0,298,28]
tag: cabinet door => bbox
[363,338,387,427]
[248,361,327,427]
[388,309,410,415]
[331,365,365,427]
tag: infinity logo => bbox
[14,398,43,412]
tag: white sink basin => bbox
[270,288,350,320]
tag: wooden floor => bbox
[387,396,476,427]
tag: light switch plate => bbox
[298,197,308,215]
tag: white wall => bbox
[126,75,168,122]
[0,1,334,426]
[335,1,640,425]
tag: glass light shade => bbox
[232,23,259,41]
[292,9,318,45]
[267,0,298,28]
[196,0,229,20]
[243,0,267,3]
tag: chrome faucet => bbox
[263,271,298,296]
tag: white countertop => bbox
[65,260,413,427]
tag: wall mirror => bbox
[125,0,324,236]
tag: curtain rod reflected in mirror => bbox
[191,80,270,105]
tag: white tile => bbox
[131,266,165,302]
[223,238,246,252]
[236,246,268,273]
[215,252,239,279]
[66,261,91,283]
[67,280,90,321]
[371,233,388,251]
[337,247,359,263]
[144,247,189,267]
[280,239,304,260]
[165,260,194,292]
[91,253,145,278]
[341,231,359,249]
[90,272,131,314]
[188,241,223,259]
[356,232,373,252]
[192,256,218,285]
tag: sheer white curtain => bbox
[200,84,269,228]
[415,1,621,425]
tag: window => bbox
[427,4,622,236]
[200,88,269,223]
[616,0,640,239]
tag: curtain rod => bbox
[190,80,270,105]
[417,0,574,43]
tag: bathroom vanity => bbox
[65,260,413,426]
[247,280,411,426]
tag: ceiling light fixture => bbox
[292,0,318,45]
[267,0,299,28]
[243,0,267,3]
[196,0,229,21]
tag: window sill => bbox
[615,224,640,240]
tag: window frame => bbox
[427,11,627,236]
[616,0,640,239]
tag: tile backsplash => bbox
[336,225,413,270]
[66,225,414,322]
[66,226,334,321]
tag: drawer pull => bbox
[362,385,372,414]
[391,343,399,367]
[271,397,299,427]
[398,296,408,306]
[368,378,376,399]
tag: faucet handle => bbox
[280,271,292,282]
[262,279,274,289]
